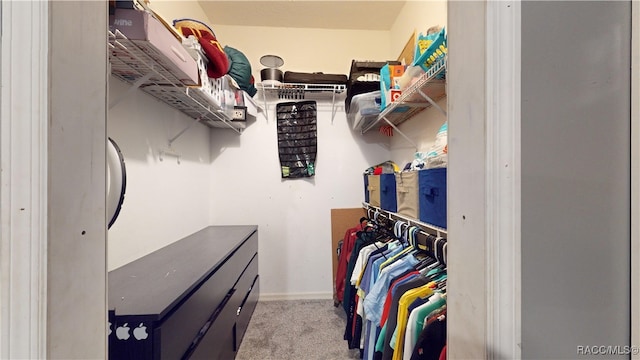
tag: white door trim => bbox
[631,2,639,359]
[0,1,49,358]
[485,0,522,358]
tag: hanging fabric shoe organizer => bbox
[276,100,317,179]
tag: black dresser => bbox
[108,226,259,359]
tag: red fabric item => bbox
[335,226,360,303]
[198,36,229,78]
[439,345,447,360]
[177,26,229,79]
[380,271,420,327]
[373,167,383,175]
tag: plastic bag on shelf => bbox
[409,152,428,171]
[425,121,448,169]
[364,161,400,175]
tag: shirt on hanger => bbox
[364,255,420,326]
[379,277,432,360]
[390,284,434,360]
[403,293,446,360]
[409,314,446,360]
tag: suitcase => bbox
[283,71,348,85]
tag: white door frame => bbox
[485,0,521,358]
[0,1,49,358]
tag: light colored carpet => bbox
[236,299,361,360]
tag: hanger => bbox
[442,242,447,266]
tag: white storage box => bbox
[110,8,199,86]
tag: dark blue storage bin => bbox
[418,168,447,229]
[363,174,370,203]
[379,173,397,213]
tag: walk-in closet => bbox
[1,1,638,359]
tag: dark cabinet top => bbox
[108,225,257,320]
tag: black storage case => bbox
[283,71,348,85]
[345,60,401,113]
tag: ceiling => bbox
[197,1,407,31]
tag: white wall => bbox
[148,0,213,26]
[107,78,212,270]
[209,106,390,298]
[107,1,215,271]
[389,0,447,59]
[204,24,395,297]
[390,99,447,166]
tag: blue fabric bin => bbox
[379,173,397,213]
[418,168,447,229]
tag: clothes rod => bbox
[362,202,447,238]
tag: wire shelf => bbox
[108,30,239,134]
[360,57,447,134]
[256,82,346,94]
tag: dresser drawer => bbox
[235,275,260,351]
[186,253,258,359]
[158,233,258,359]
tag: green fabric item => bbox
[413,297,447,343]
[224,45,257,96]
[375,324,387,353]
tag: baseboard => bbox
[259,292,333,301]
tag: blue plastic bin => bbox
[418,168,447,229]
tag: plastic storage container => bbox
[349,91,381,130]
[418,168,447,229]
